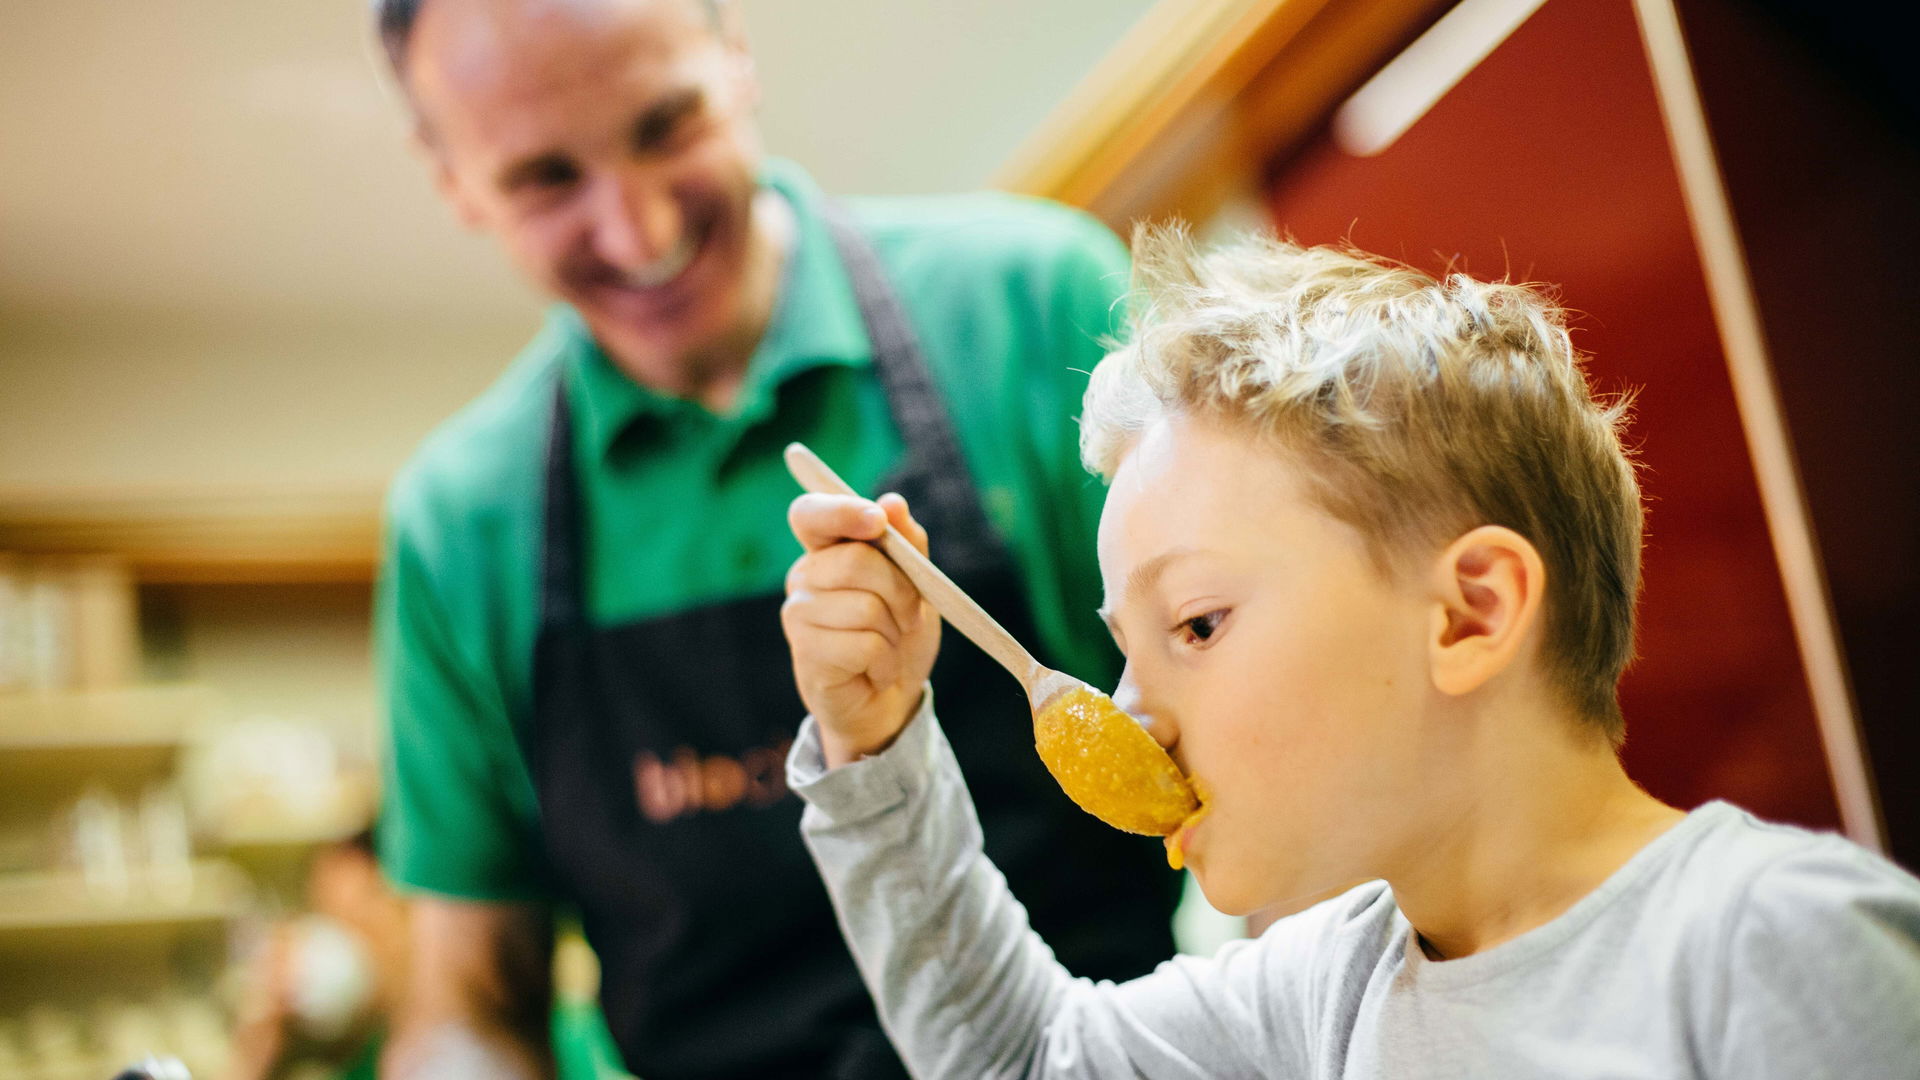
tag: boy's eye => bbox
[1175,610,1227,646]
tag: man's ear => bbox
[716,0,753,54]
[418,133,486,231]
[727,46,760,114]
[1426,525,1546,698]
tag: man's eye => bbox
[632,95,708,154]
[1176,610,1227,646]
[512,157,581,192]
[634,113,683,151]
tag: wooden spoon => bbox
[784,442,1200,838]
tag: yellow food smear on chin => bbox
[1164,792,1212,870]
[1032,686,1200,836]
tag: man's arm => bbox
[377,482,560,1077]
[377,495,550,902]
[381,898,556,1080]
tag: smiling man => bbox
[369,1,1181,1077]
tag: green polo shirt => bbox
[377,160,1130,900]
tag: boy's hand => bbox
[783,492,941,768]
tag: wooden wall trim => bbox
[996,0,1451,227]
[1633,0,1883,849]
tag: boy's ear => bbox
[1426,525,1546,698]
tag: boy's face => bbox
[1098,412,1437,917]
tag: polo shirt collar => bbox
[564,158,873,461]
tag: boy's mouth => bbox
[1163,787,1212,870]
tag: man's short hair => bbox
[372,0,727,80]
[1081,228,1643,741]
[373,0,425,78]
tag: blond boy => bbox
[779,230,1920,1078]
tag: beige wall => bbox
[0,312,531,498]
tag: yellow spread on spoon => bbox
[1031,684,1199,837]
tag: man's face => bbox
[407,0,764,381]
[1098,413,1437,917]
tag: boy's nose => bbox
[1112,668,1177,750]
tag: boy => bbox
[778,229,1920,1077]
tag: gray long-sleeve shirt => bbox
[788,694,1920,1079]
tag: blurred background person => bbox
[222,831,624,1080]
[223,833,396,1080]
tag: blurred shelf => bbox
[0,686,213,751]
[215,818,365,852]
[0,490,381,585]
[0,859,249,934]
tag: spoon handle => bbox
[784,442,1041,686]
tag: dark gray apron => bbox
[530,207,1179,1079]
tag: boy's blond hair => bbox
[1081,228,1641,741]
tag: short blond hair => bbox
[1081,227,1641,741]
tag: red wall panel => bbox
[1265,0,1840,828]
[1673,0,1920,866]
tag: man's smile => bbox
[616,230,699,290]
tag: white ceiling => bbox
[0,0,1159,328]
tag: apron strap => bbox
[541,381,585,630]
[820,203,1003,578]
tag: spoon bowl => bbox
[1028,675,1198,835]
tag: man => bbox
[369,1,1182,1077]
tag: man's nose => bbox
[590,167,682,270]
[1112,666,1177,750]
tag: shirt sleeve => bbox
[376,491,552,901]
[1711,838,1920,1079]
[788,690,1313,1080]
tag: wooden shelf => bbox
[0,490,381,585]
[216,818,365,852]
[0,859,248,934]
[0,685,214,751]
